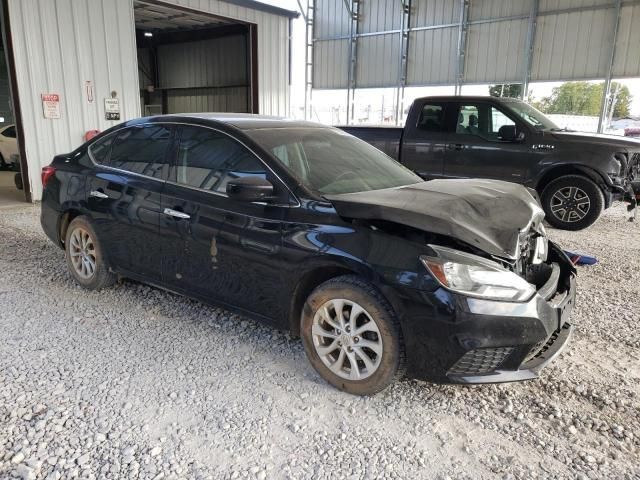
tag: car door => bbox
[400,102,453,180]
[443,102,533,183]
[86,123,172,281]
[160,124,289,322]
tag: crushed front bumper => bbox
[396,242,577,384]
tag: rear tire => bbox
[301,275,405,395]
[64,216,116,290]
[541,175,604,230]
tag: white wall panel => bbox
[7,0,140,201]
[360,0,402,33]
[313,39,349,89]
[158,35,247,89]
[531,8,615,81]
[356,34,401,88]
[314,0,350,38]
[469,0,531,20]
[613,3,640,77]
[464,19,528,83]
[407,27,458,85]
[411,0,460,27]
[166,86,248,113]
[7,0,292,200]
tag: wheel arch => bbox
[287,265,407,339]
[58,208,85,247]
[535,165,610,206]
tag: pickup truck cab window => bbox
[455,103,517,142]
[172,125,267,194]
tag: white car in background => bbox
[0,124,19,169]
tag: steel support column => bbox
[299,0,315,120]
[346,0,359,124]
[597,0,622,133]
[395,0,411,125]
[522,0,539,99]
[454,0,470,95]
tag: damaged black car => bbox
[41,115,577,395]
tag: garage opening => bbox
[0,7,28,205]
[134,0,258,117]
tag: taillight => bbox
[41,166,56,187]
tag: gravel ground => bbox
[0,203,638,480]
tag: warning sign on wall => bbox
[41,94,61,119]
[104,98,120,121]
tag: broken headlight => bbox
[421,245,536,302]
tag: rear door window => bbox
[417,104,448,132]
[2,126,16,138]
[89,133,116,165]
[173,126,267,194]
[107,125,172,180]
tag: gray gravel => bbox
[0,203,638,480]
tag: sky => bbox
[256,1,640,117]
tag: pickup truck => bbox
[340,96,640,230]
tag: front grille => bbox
[448,347,514,376]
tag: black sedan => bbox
[41,114,577,395]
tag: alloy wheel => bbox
[550,186,591,223]
[69,227,97,279]
[311,299,383,380]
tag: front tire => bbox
[301,275,405,395]
[541,175,604,230]
[64,216,116,290]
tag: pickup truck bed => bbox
[339,126,402,160]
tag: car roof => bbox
[415,95,524,103]
[135,113,327,131]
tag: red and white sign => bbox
[41,94,61,119]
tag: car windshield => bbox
[246,127,423,195]
[507,101,558,130]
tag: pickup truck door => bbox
[443,102,535,183]
[400,102,452,180]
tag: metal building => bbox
[306,0,640,126]
[2,0,297,202]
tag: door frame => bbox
[1,0,31,202]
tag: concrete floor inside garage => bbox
[0,202,638,479]
[0,170,25,208]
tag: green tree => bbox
[489,84,523,98]
[534,81,632,117]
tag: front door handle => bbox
[448,143,463,151]
[163,208,191,220]
[89,190,109,199]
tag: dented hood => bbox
[326,179,544,260]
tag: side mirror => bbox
[498,124,524,142]
[226,176,275,202]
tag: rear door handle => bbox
[163,208,191,219]
[448,143,463,151]
[89,190,109,199]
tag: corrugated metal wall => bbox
[6,0,291,201]
[6,0,140,201]
[157,35,247,89]
[312,0,640,89]
[166,86,248,112]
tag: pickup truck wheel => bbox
[541,175,604,230]
[65,216,116,290]
[301,275,405,396]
